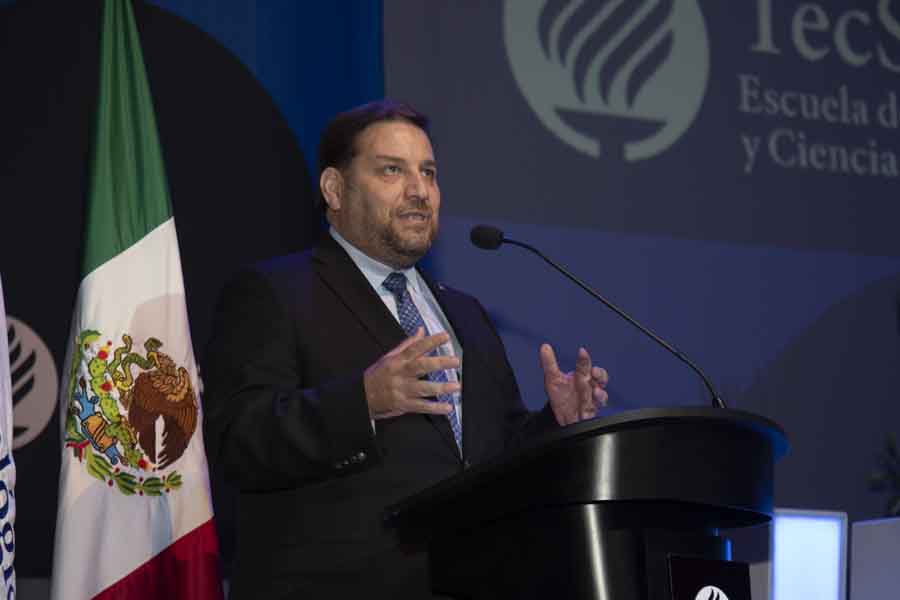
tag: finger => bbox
[387,327,426,357]
[403,399,454,416]
[400,332,452,361]
[580,404,597,420]
[539,344,561,377]
[372,409,404,420]
[410,379,461,399]
[591,366,609,387]
[575,347,592,377]
[410,354,461,377]
[594,386,609,407]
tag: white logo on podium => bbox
[504,0,709,162]
[695,585,730,600]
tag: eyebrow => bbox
[374,154,437,168]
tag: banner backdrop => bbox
[385,0,900,523]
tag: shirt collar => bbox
[329,227,422,295]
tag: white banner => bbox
[0,275,18,599]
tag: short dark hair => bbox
[316,99,431,211]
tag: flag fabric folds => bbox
[0,277,17,598]
[50,1,222,598]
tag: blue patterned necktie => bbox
[382,272,462,453]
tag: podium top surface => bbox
[387,407,789,535]
[535,406,788,455]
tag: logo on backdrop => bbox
[7,317,57,449]
[503,0,709,162]
[694,585,729,600]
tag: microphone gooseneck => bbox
[469,224,727,409]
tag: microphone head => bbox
[470,225,504,250]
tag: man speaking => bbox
[203,100,609,599]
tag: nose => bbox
[405,171,429,201]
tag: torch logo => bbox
[504,0,709,162]
[7,317,57,449]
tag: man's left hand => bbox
[540,344,609,426]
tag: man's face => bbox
[324,120,440,269]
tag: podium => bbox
[386,407,789,599]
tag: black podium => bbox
[386,407,789,599]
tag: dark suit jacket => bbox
[203,234,556,599]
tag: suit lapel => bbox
[312,234,407,354]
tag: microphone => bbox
[470,225,504,250]
[470,224,727,409]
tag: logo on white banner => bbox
[504,0,710,162]
[7,317,57,449]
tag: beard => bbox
[336,180,440,268]
[377,212,438,268]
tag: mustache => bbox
[394,197,432,215]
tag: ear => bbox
[320,167,344,212]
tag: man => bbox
[203,100,608,599]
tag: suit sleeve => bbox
[202,268,380,492]
[472,298,560,449]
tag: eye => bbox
[422,167,437,180]
[383,164,402,175]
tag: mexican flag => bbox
[0,277,17,598]
[50,1,222,598]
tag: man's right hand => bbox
[364,328,460,419]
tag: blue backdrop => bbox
[147,0,384,171]
[382,0,900,525]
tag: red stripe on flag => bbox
[93,520,224,600]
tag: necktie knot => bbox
[382,272,409,297]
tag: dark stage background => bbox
[2,0,900,583]
[0,0,381,578]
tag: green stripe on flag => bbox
[82,0,171,276]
